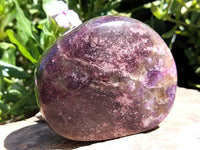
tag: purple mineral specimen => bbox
[35,16,177,141]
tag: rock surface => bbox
[35,16,177,141]
[1,87,200,150]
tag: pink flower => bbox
[44,1,68,17]
[54,10,82,28]
[44,1,82,28]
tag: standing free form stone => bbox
[35,16,177,141]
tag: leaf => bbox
[5,92,30,115]
[150,16,165,34]
[0,0,5,9]
[13,0,35,39]
[0,42,15,50]
[0,67,3,92]
[184,49,197,66]
[0,8,16,40]
[151,3,167,20]
[8,89,21,98]
[162,25,178,38]
[4,83,23,103]
[28,38,41,61]
[169,0,180,16]
[2,9,15,26]
[195,67,200,75]
[195,85,200,88]
[5,91,36,116]
[41,21,55,36]
[0,60,31,79]
[177,0,186,6]
[6,29,37,64]
[1,48,16,65]
[190,11,199,24]
[0,42,16,65]
[0,100,10,114]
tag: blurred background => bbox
[0,0,200,123]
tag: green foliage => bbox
[67,0,122,21]
[0,0,200,123]
[149,0,200,88]
[0,0,68,123]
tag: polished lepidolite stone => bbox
[35,16,177,141]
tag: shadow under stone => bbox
[141,126,160,133]
[4,121,95,150]
[4,119,160,150]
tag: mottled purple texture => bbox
[35,16,177,141]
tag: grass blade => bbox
[6,29,37,64]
